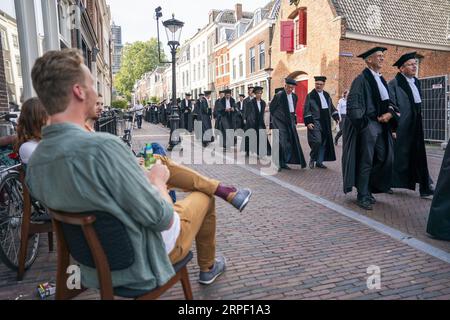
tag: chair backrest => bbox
[51,210,135,300]
[56,211,134,271]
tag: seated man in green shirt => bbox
[27,49,252,291]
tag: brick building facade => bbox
[214,45,231,92]
[270,0,450,123]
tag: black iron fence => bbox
[94,110,120,136]
[419,75,450,143]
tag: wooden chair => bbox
[17,168,53,280]
[50,209,193,300]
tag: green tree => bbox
[111,99,128,110]
[114,38,166,100]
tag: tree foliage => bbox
[111,99,128,110]
[114,38,166,101]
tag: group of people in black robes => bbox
[337,47,449,241]
[211,87,272,159]
[144,100,171,127]
[341,48,434,211]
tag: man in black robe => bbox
[214,91,225,140]
[427,142,450,241]
[269,78,307,171]
[243,86,271,157]
[198,91,214,147]
[243,86,255,118]
[180,93,194,132]
[152,104,159,124]
[303,76,340,169]
[234,94,245,130]
[216,89,236,150]
[159,100,168,127]
[388,52,434,198]
[342,47,400,210]
[193,94,203,141]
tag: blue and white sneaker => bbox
[198,256,227,285]
[230,189,252,212]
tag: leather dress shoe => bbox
[357,199,373,211]
[316,163,327,169]
[309,160,315,169]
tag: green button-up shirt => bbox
[26,123,175,291]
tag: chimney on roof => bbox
[235,3,243,21]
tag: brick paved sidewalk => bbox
[251,128,450,253]
[1,122,449,300]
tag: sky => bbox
[106,0,271,44]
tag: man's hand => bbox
[378,113,393,123]
[147,161,170,186]
[392,132,397,139]
[307,124,315,130]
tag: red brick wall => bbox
[271,0,342,102]
[339,39,450,99]
[214,47,230,91]
[0,34,8,113]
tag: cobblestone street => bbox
[1,122,449,300]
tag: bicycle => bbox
[0,113,43,271]
[121,110,137,156]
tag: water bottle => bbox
[144,144,156,169]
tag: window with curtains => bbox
[249,47,255,73]
[239,55,243,77]
[232,58,236,79]
[259,42,265,70]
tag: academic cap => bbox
[357,47,387,59]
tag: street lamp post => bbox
[265,67,274,102]
[155,7,184,151]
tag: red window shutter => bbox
[299,10,307,46]
[280,21,294,52]
[298,12,303,46]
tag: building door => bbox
[295,80,308,123]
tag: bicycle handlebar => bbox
[0,113,18,121]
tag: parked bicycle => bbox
[121,111,137,155]
[0,113,44,272]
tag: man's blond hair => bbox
[32,49,86,115]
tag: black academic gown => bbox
[193,100,202,140]
[303,89,339,162]
[159,104,167,126]
[427,141,450,240]
[243,98,271,156]
[180,99,193,132]
[269,90,307,168]
[216,97,236,148]
[196,97,214,144]
[234,100,245,130]
[213,100,221,131]
[388,73,432,192]
[342,68,399,194]
[152,106,159,124]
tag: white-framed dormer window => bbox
[254,9,262,25]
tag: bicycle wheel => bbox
[0,171,39,271]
